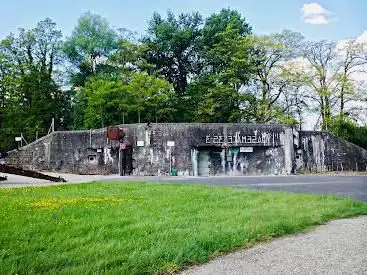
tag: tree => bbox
[328,116,367,149]
[110,39,147,73]
[63,12,120,129]
[301,41,339,130]
[296,39,367,130]
[196,83,247,122]
[334,40,367,120]
[0,51,18,150]
[140,9,256,123]
[0,18,69,150]
[63,12,119,86]
[194,24,255,122]
[82,76,124,128]
[241,30,305,123]
[33,18,63,76]
[200,8,252,72]
[141,11,203,122]
[128,72,175,123]
[81,72,174,128]
[142,11,202,96]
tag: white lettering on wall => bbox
[204,132,280,146]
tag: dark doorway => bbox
[197,147,225,176]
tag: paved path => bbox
[180,216,367,275]
[1,174,366,201]
[123,174,367,201]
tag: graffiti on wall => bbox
[205,131,280,146]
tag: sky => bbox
[0,0,366,42]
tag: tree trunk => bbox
[320,96,326,130]
[340,83,345,120]
[324,95,331,131]
[100,108,104,128]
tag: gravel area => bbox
[0,173,122,188]
[180,216,367,275]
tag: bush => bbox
[328,117,367,149]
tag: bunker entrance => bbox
[118,144,133,176]
[197,147,224,176]
[197,146,261,176]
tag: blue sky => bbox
[0,0,366,41]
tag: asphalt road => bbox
[100,174,367,201]
[1,173,366,201]
[149,175,367,201]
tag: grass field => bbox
[1,182,366,274]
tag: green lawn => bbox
[1,182,366,274]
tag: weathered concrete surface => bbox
[299,131,367,172]
[6,128,119,175]
[4,123,367,176]
[5,124,293,176]
[180,216,367,275]
[131,123,292,176]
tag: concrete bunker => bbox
[4,123,367,176]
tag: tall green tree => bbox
[301,41,339,130]
[64,12,120,129]
[245,30,305,123]
[81,72,174,128]
[186,9,254,122]
[63,12,119,87]
[82,76,125,128]
[194,24,256,122]
[200,8,252,72]
[141,11,203,122]
[142,11,203,96]
[334,40,367,121]
[0,18,69,150]
[128,72,174,123]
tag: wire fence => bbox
[0,128,48,151]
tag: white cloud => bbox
[337,30,367,51]
[335,30,367,73]
[302,3,326,16]
[356,30,367,43]
[301,3,336,25]
[304,14,328,24]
